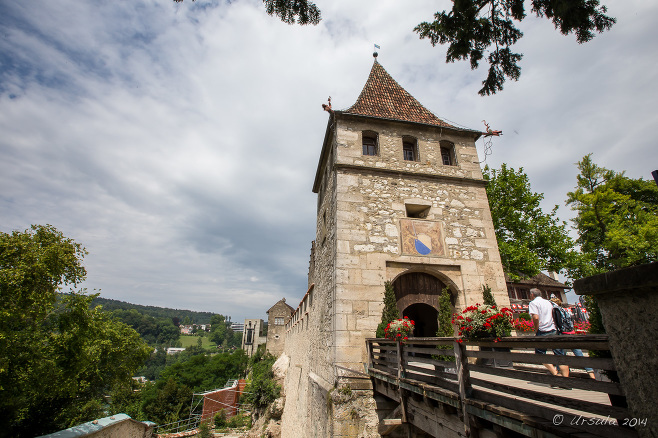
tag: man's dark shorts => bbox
[535,329,565,356]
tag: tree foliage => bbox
[111,308,180,346]
[483,164,580,280]
[376,281,400,338]
[174,0,320,25]
[209,314,242,348]
[482,284,497,307]
[244,348,280,415]
[0,225,151,437]
[414,0,615,95]
[566,154,658,275]
[111,349,248,424]
[91,295,216,325]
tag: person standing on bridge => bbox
[528,288,569,379]
[551,297,596,380]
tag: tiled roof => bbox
[344,60,455,128]
[505,272,569,289]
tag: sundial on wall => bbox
[400,219,445,257]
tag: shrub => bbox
[482,284,497,307]
[435,287,456,362]
[376,281,400,338]
[518,312,531,321]
[214,409,227,428]
[244,352,280,412]
[228,413,252,428]
[197,421,211,438]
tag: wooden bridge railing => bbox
[366,335,638,438]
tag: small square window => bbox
[440,142,456,166]
[403,142,416,161]
[363,137,377,155]
[274,317,285,326]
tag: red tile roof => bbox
[505,272,569,289]
[344,60,455,128]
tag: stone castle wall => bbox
[280,143,339,437]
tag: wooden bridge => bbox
[365,335,639,438]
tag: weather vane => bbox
[373,43,380,58]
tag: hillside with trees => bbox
[90,296,217,325]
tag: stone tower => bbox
[280,58,509,437]
[266,298,294,357]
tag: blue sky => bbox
[1,0,656,320]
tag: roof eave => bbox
[312,114,335,194]
[335,110,482,140]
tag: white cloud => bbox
[1,0,656,319]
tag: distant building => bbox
[38,413,154,438]
[506,272,569,311]
[266,298,294,357]
[179,324,194,335]
[166,347,186,355]
[230,322,244,332]
[241,319,266,357]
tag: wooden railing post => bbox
[396,340,409,424]
[455,340,476,437]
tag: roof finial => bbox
[373,43,380,59]
[321,96,333,113]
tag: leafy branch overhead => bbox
[174,0,321,25]
[415,0,615,95]
[174,0,614,95]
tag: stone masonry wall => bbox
[332,116,509,371]
[266,301,293,357]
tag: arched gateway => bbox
[393,272,455,337]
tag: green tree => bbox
[436,288,455,362]
[482,284,497,307]
[376,281,400,338]
[174,0,320,25]
[414,0,615,95]
[0,225,151,437]
[483,164,580,281]
[567,154,658,275]
[140,378,193,425]
[210,314,242,349]
[111,308,180,346]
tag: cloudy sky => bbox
[1,0,656,320]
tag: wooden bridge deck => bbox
[366,335,637,438]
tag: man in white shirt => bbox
[528,288,568,378]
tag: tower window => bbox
[402,137,418,161]
[440,141,456,166]
[405,203,430,218]
[362,132,378,156]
